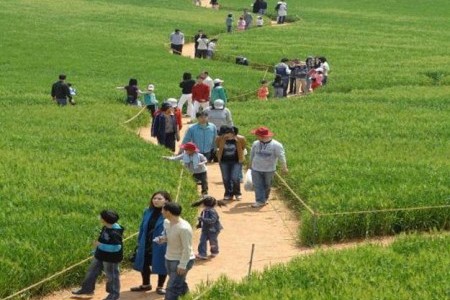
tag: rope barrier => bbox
[275,172,315,215]
[318,204,450,217]
[122,106,147,124]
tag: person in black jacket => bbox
[72,210,124,300]
[51,74,73,106]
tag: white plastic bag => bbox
[244,169,254,192]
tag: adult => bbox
[203,99,233,131]
[151,102,180,152]
[160,202,195,300]
[182,111,217,161]
[201,71,214,96]
[319,56,330,85]
[196,35,209,59]
[294,61,309,94]
[191,75,210,118]
[243,9,253,29]
[274,58,291,97]
[51,74,72,106]
[167,98,183,132]
[305,56,315,92]
[210,78,228,106]
[131,191,172,295]
[276,0,288,24]
[210,0,219,9]
[249,126,288,208]
[216,125,247,200]
[288,59,300,95]
[259,0,268,15]
[117,78,140,105]
[194,30,206,58]
[178,72,196,119]
[170,29,185,55]
[252,0,261,14]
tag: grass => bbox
[188,233,450,299]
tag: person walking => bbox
[182,111,217,162]
[225,13,233,33]
[249,126,288,208]
[191,196,226,259]
[143,84,158,117]
[151,102,180,152]
[194,30,206,58]
[191,75,210,118]
[210,78,228,106]
[243,9,253,29]
[117,78,141,105]
[131,191,172,295]
[276,0,288,24]
[203,99,233,131]
[51,74,73,106]
[72,210,124,300]
[170,29,185,55]
[216,125,247,200]
[163,142,209,195]
[178,72,196,120]
[196,34,209,59]
[274,58,291,97]
[167,98,183,132]
[157,202,195,300]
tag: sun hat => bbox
[100,210,119,224]
[251,126,274,138]
[315,67,324,72]
[213,99,224,109]
[181,142,199,152]
[161,101,172,111]
[147,84,155,91]
[213,78,224,84]
[167,98,178,108]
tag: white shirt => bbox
[164,218,195,269]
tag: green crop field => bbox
[1,0,449,298]
[188,233,450,299]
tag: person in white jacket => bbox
[276,0,287,24]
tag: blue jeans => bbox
[80,257,120,300]
[198,231,219,257]
[56,98,67,106]
[219,161,242,197]
[164,259,195,300]
[251,170,275,204]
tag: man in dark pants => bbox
[51,74,72,106]
[170,29,185,55]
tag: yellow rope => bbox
[122,106,147,124]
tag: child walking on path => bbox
[192,196,226,259]
[72,210,124,300]
[143,84,158,117]
[163,142,209,195]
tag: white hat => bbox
[315,67,324,72]
[147,84,155,91]
[214,99,224,109]
[167,98,178,107]
[213,78,224,84]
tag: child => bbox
[67,83,76,105]
[191,196,226,259]
[272,74,284,98]
[257,79,269,100]
[143,84,158,117]
[310,68,324,91]
[237,16,246,31]
[72,210,124,300]
[256,15,264,27]
[163,142,209,195]
[207,38,217,59]
[226,14,233,33]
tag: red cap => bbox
[181,142,199,152]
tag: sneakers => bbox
[210,253,218,258]
[251,202,266,208]
[235,195,242,201]
[223,195,232,200]
[156,287,166,295]
[72,289,94,296]
[195,254,208,260]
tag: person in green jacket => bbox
[210,79,228,106]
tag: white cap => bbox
[315,68,324,72]
[167,98,178,107]
[213,78,224,84]
[147,84,155,91]
[214,99,224,109]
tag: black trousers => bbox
[193,171,208,195]
[171,44,183,55]
[141,253,167,287]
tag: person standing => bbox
[196,35,209,59]
[276,0,288,24]
[274,58,291,97]
[72,210,124,300]
[167,98,183,132]
[158,202,195,300]
[194,30,206,58]
[170,29,185,55]
[117,78,141,105]
[319,56,330,85]
[259,0,268,15]
[131,191,172,295]
[151,102,180,152]
[252,0,261,14]
[216,126,247,200]
[225,13,233,33]
[143,84,158,118]
[191,75,210,118]
[203,99,233,131]
[243,9,253,29]
[182,111,217,162]
[51,74,72,106]
[201,71,214,96]
[178,72,196,120]
[249,126,288,208]
[210,78,228,106]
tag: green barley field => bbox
[0,0,449,298]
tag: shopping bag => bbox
[244,169,254,192]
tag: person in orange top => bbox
[257,80,269,100]
[167,98,183,131]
